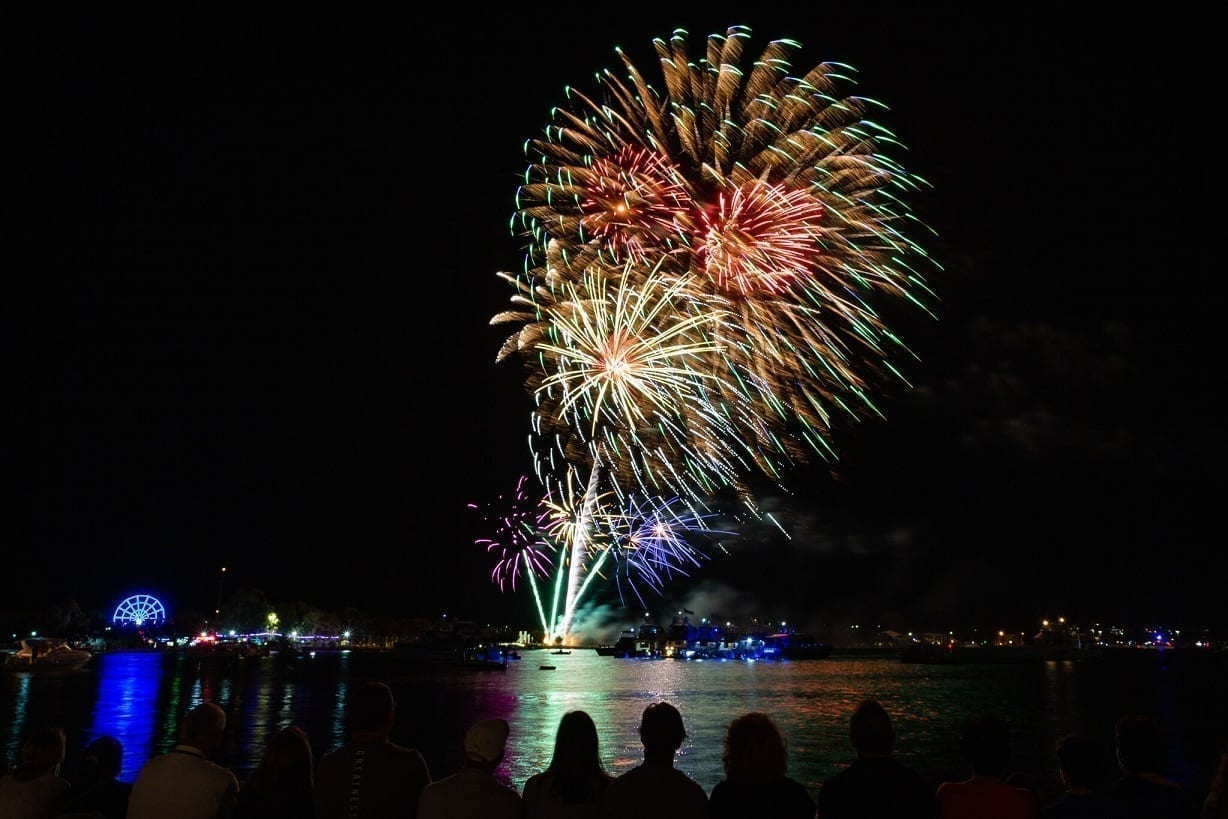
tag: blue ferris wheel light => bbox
[113,594,168,628]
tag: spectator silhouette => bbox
[1042,732,1126,818]
[1203,744,1228,819]
[816,698,934,819]
[522,709,612,817]
[56,734,132,819]
[417,717,521,819]
[126,701,239,819]
[313,680,431,819]
[1107,713,1198,818]
[235,724,313,818]
[0,723,70,819]
[935,712,1038,819]
[602,700,710,819]
[708,711,815,818]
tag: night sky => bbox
[15,6,1221,636]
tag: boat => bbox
[899,640,960,664]
[1020,619,1101,660]
[549,649,571,655]
[779,635,833,660]
[960,618,1104,663]
[187,642,264,660]
[596,626,663,658]
[183,633,264,660]
[656,614,834,661]
[391,638,508,670]
[385,612,510,670]
[761,630,833,660]
[595,630,639,657]
[3,638,93,671]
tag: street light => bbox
[215,567,227,618]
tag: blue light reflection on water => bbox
[2,649,1224,807]
[88,650,161,783]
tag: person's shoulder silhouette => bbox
[816,698,934,819]
[522,709,612,817]
[1108,714,1198,819]
[935,712,1036,819]
[127,702,239,819]
[417,717,520,819]
[709,711,814,819]
[604,701,709,819]
[59,734,132,819]
[237,724,313,819]
[0,723,71,819]
[313,681,431,819]
[1042,732,1126,819]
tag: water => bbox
[3,648,1225,807]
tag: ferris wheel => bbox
[112,594,167,628]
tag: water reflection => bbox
[2,648,1223,807]
[2,674,32,762]
[88,651,160,783]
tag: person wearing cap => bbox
[417,717,522,819]
[602,701,710,819]
[313,681,432,819]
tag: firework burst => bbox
[467,474,554,592]
[606,494,734,608]
[502,25,936,496]
[491,25,937,641]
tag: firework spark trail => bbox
[488,25,937,642]
[467,475,556,630]
[534,261,726,436]
[495,254,757,505]
[607,494,735,608]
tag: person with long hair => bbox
[709,711,815,818]
[236,724,313,818]
[522,710,613,817]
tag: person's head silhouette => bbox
[960,713,1011,778]
[849,699,895,758]
[464,718,510,773]
[348,682,396,740]
[1115,714,1164,776]
[83,735,124,782]
[639,702,686,762]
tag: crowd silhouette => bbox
[0,685,1219,819]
